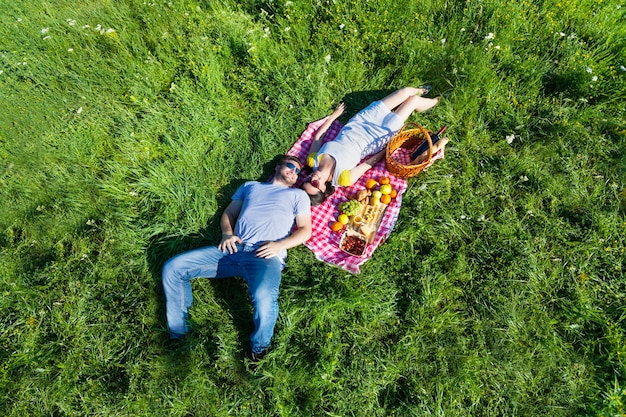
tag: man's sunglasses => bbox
[283,162,301,175]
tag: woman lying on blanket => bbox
[302,86,449,206]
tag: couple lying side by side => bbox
[161,86,449,363]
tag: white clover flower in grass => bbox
[68,48,73,52]
[441,38,446,44]
[0,70,3,75]
[485,32,494,40]
[592,76,598,82]
[558,32,566,37]
[620,65,626,72]
[325,54,331,63]
[506,134,515,144]
[284,26,290,32]
[339,23,345,29]
[43,36,51,41]
[41,27,49,34]
[586,66,593,73]
[77,107,83,114]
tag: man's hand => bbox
[255,241,284,259]
[219,234,242,254]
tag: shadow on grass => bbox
[144,157,296,373]
[340,89,396,121]
[145,178,249,366]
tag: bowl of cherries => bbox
[339,230,368,257]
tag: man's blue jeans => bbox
[162,244,283,354]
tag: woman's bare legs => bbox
[380,87,439,123]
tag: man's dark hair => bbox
[279,155,303,168]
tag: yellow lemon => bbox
[380,184,392,195]
[338,214,350,224]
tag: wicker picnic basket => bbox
[385,122,434,178]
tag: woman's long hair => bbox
[308,181,335,206]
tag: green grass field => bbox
[1,0,625,415]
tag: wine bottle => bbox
[410,125,447,161]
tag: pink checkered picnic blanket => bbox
[288,117,444,274]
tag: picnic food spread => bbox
[332,176,398,257]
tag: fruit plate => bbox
[339,230,368,257]
[347,202,388,243]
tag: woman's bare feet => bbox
[414,137,449,164]
[418,85,432,96]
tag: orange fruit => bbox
[365,178,378,189]
[379,177,390,185]
[381,194,392,205]
[389,189,398,198]
[331,221,344,232]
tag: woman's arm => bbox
[308,102,345,155]
[345,149,386,186]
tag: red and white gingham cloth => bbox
[287,117,444,274]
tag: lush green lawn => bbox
[1,0,625,415]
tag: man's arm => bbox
[255,213,312,259]
[218,199,243,254]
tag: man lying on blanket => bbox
[301,86,449,206]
